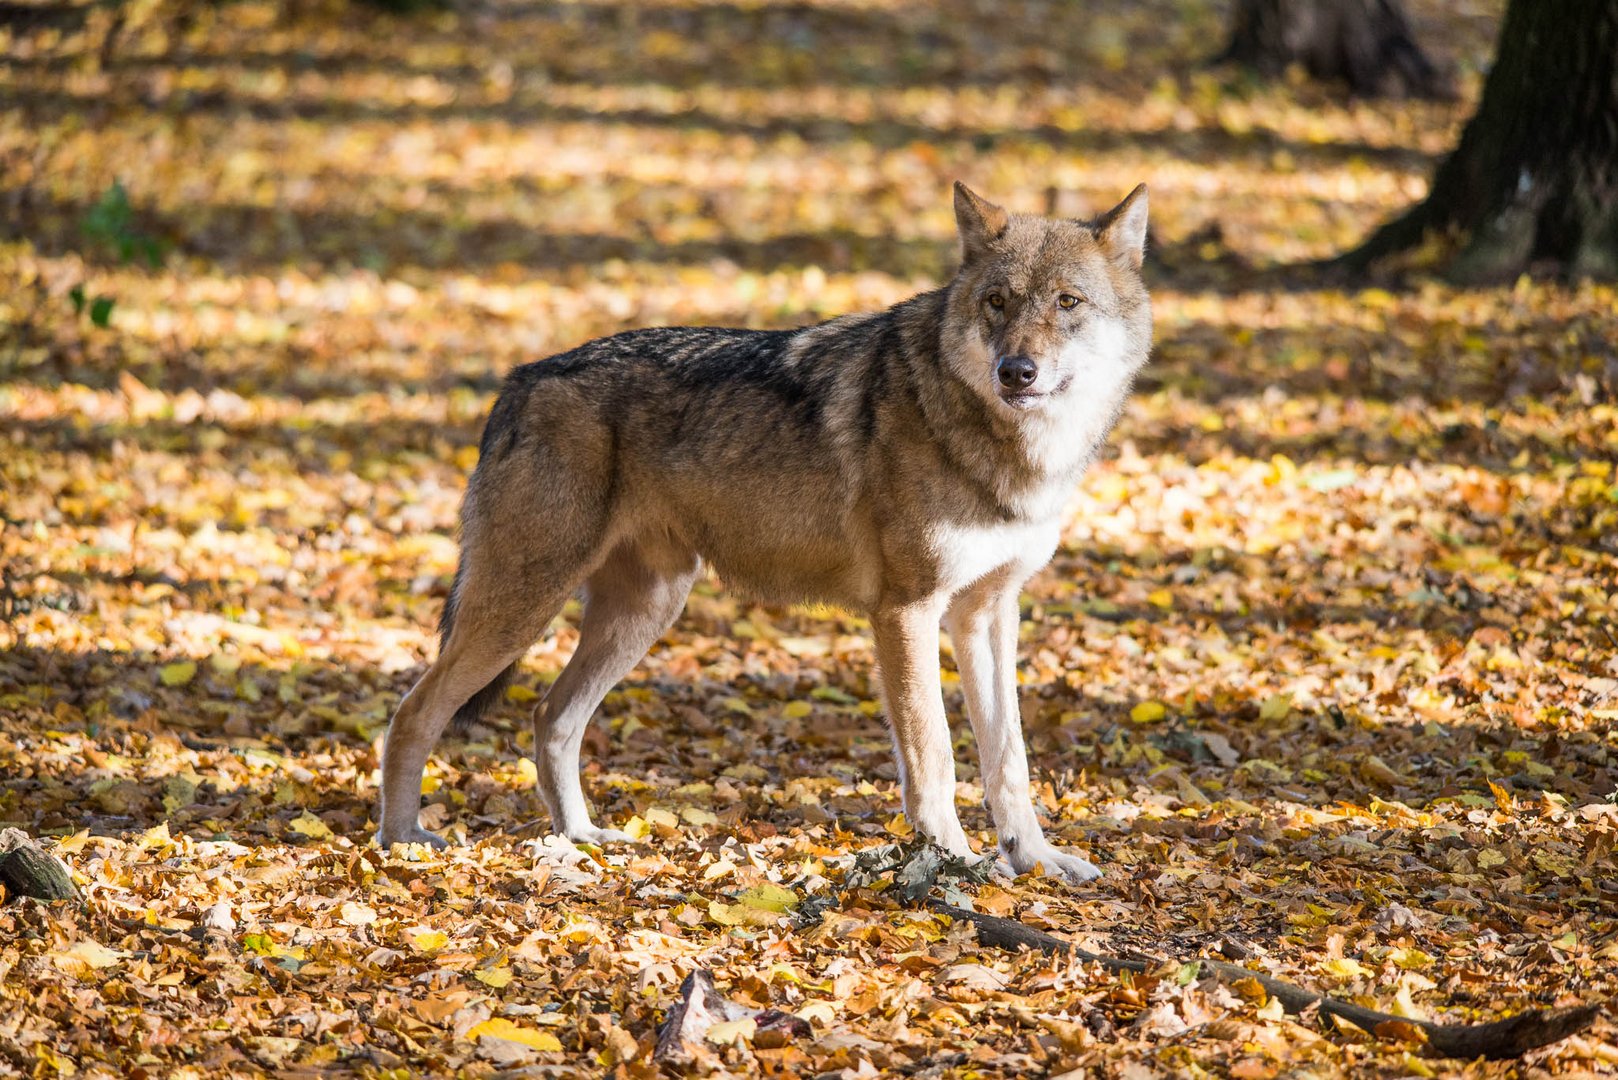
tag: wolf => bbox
[376,182,1152,883]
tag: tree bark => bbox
[0,829,80,902]
[1216,0,1453,99]
[1339,0,1618,281]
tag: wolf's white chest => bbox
[931,519,1061,595]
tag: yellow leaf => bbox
[467,1018,561,1052]
[1322,957,1371,981]
[644,807,678,830]
[51,940,127,973]
[1258,694,1292,722]
[1130,701,1166,724]
[708,900,747,926]
[339,902,377,926]
[704,1017,756,1046]
[289,811,333,840]
[159,660,197,687]
[703,859,737,881]
[1255,995,1285,1021]
[410,929,449,952]
[474,967,514,988]
[1390,947,1433,970]
[622,815,651,841]
[1146,589,1173,609]
[53,830,91,855]
[710,882,799,926]
[138,822,173,851]
[1359,287,1398,311]
[1488,780,1513,811]
[505,683,538,703]
[680,806,718,827]
[1476,848,1506,869]
[782,701,813,719]
[1266,453,1298,485]
[738,883,799,913]
[797,1001,836,1026]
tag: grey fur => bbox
[377,183,1153,883]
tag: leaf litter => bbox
[2,0,1617,1076]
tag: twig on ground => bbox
[927,900,1603,1060]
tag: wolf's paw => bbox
[1000,840,1102,885]
[567,826,639,846]
[376,825,450,850]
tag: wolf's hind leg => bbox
[378,612,563,848]
[534,536,699,844]
[377,582,568,848]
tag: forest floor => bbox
[2,0,1616,1076]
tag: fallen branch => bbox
[928,901,1602,1060]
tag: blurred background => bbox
[1,0,1513,378]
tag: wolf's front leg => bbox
[871,601,975,857]
[946,579,1101,884]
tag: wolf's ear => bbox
[1095,184,1149,270]
[954,181,1009,263]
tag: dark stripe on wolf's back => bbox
[499,325,829,427]
[662,327,826,427]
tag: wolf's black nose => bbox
[996,356,1038,389]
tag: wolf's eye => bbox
[1058,293,1082,309]
[986,293,1005,310]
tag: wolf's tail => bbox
[441,564,518,732]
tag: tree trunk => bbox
[1340,0,1618,281]
[1216,0,1453,99]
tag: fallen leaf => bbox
[467,1018,562,1052]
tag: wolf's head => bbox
[941,182,1152,418]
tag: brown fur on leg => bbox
[439,563,517,733]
